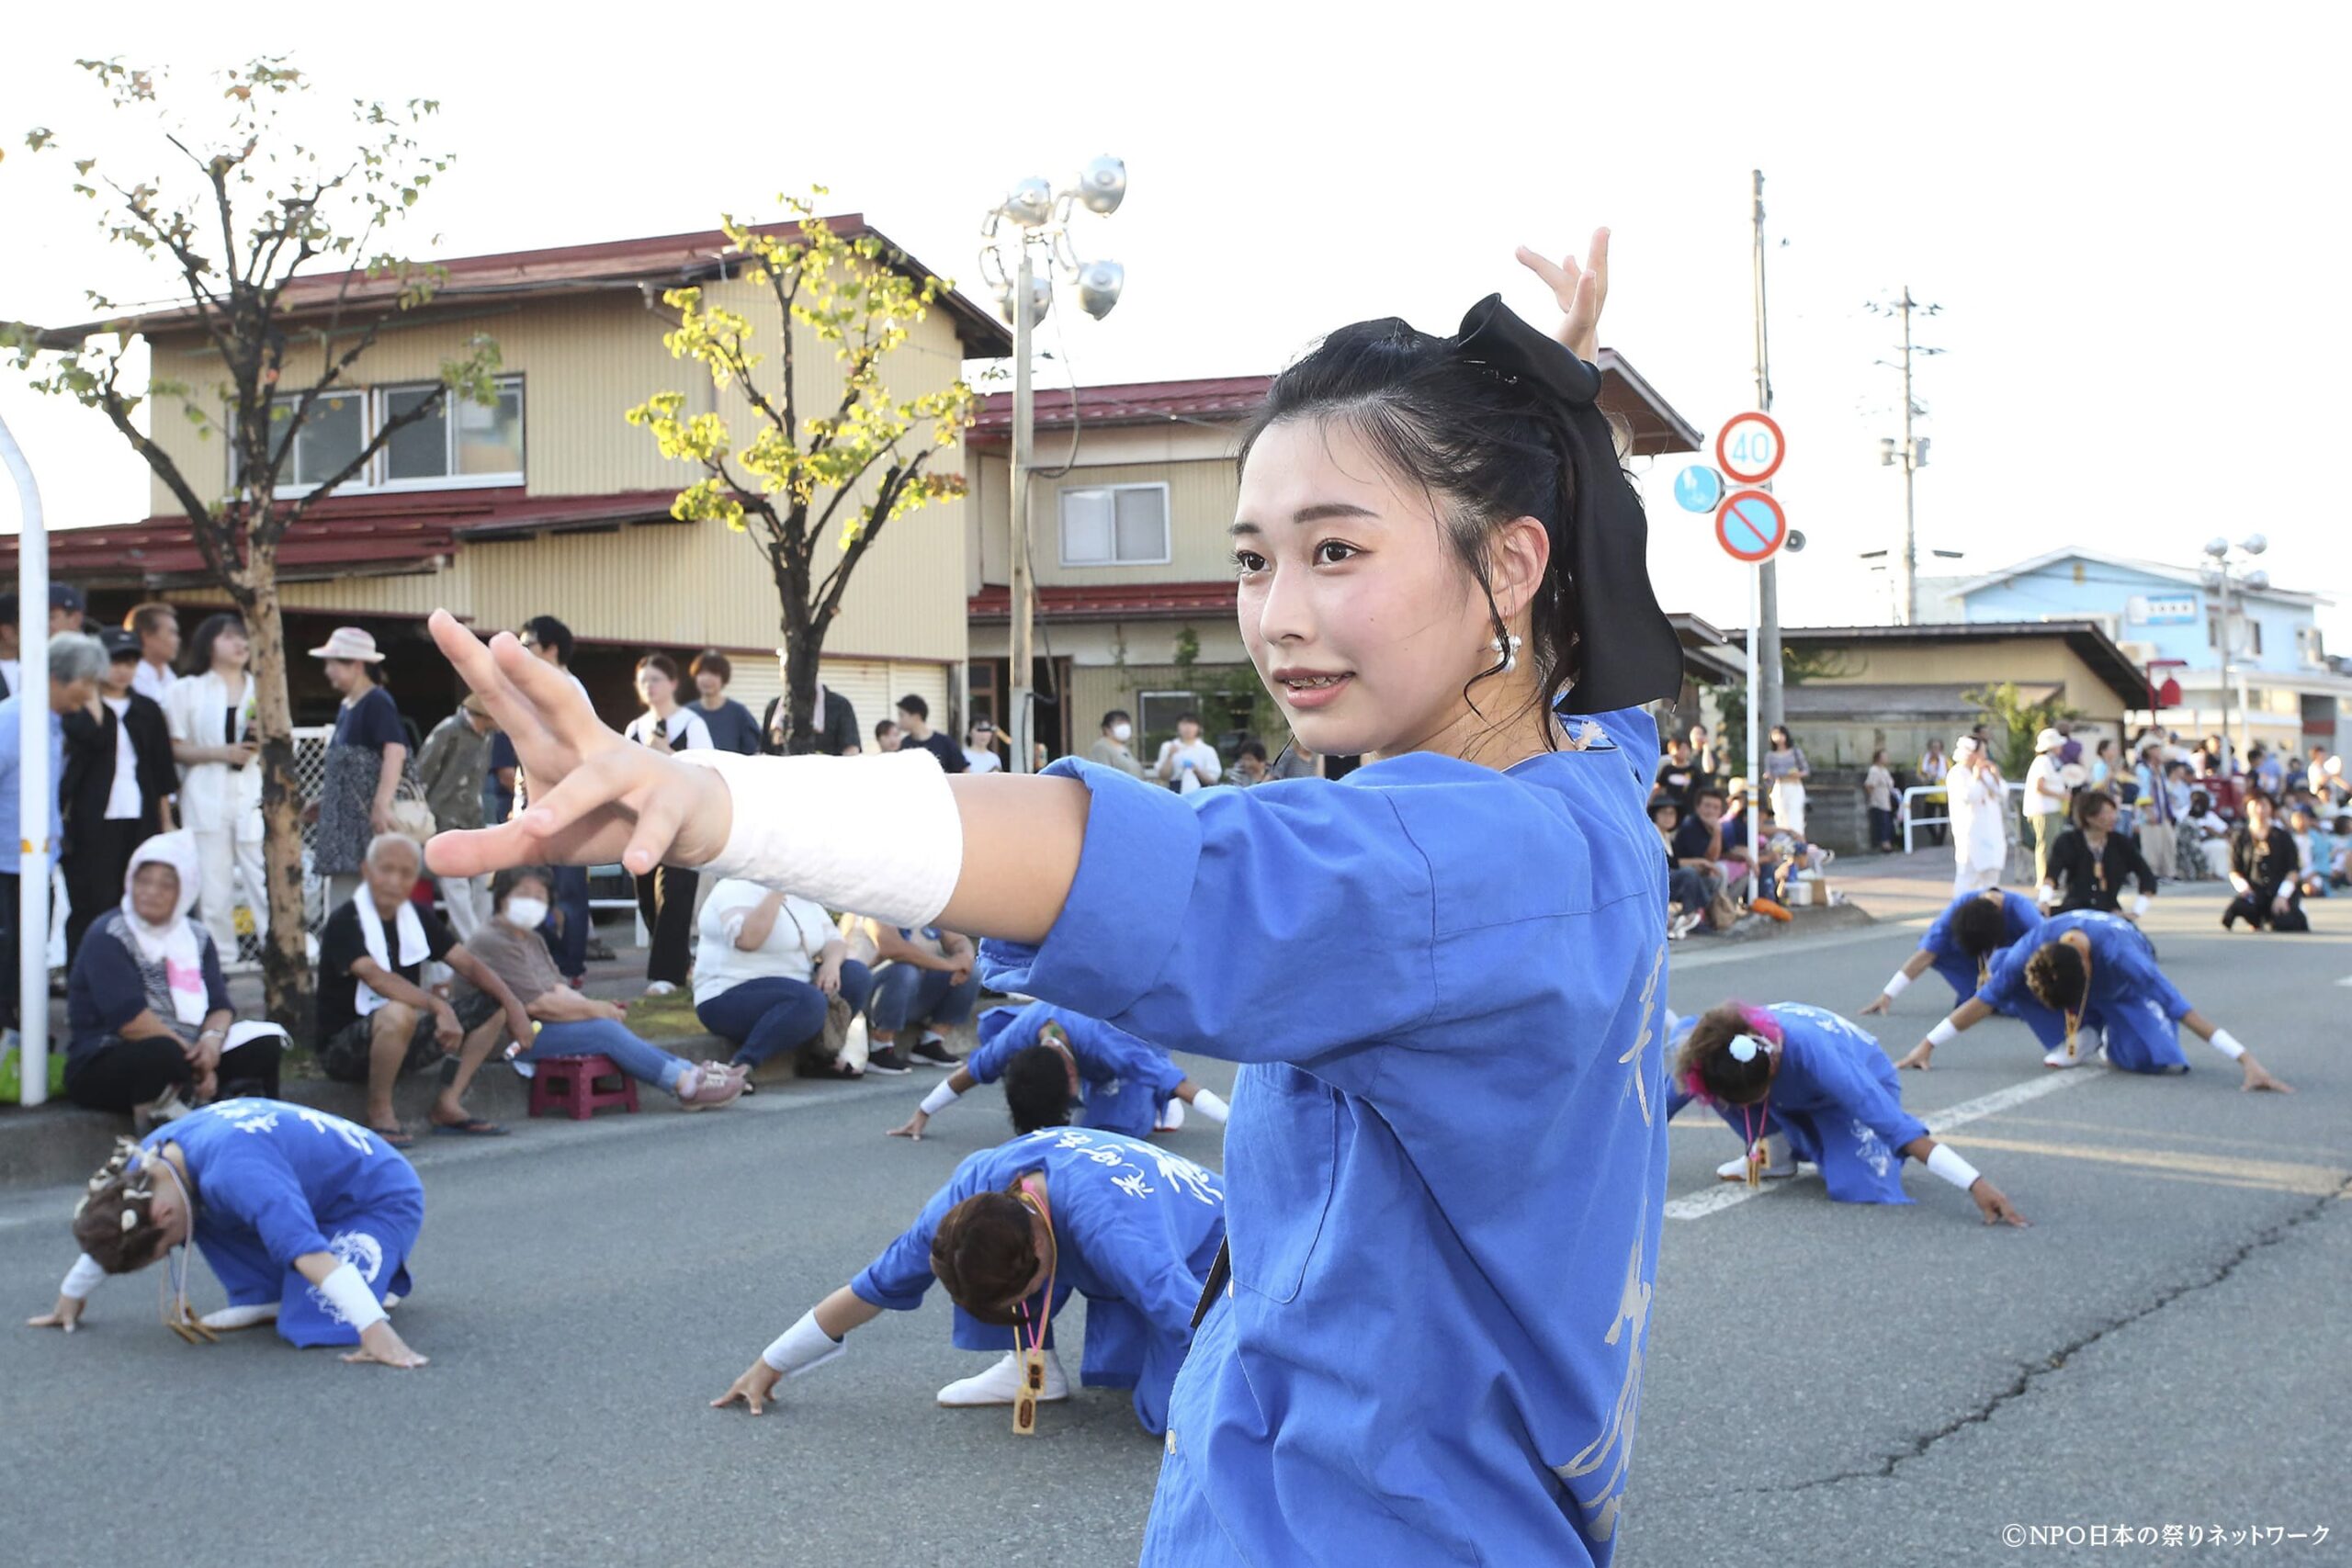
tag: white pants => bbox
[439,872,493,943]
[1952,863,2002,896]
[192,827,267,960]
[1770,780,1807,837]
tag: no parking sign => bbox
[1714,490,1788,564]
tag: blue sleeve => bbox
[2104,931,2192,1021]
[965,1002,1048,1086]
[1974,943,2028,1014]
[1788,1018,1928,1152]
[1582,708,1660,800]
[980,753,1654,1093]
[1073,1019,1188,1097]
[849,1153,989,1311]
[2004,894,2044,943]
[201,1144,333,1267]
[1921,898,1960,956]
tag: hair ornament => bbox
[120,1209,138,1232]
[1728,1034,1766,1064]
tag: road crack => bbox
[1747,1174,2352,1495]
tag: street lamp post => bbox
[978,158,1127,774]
[1868,286,1943,626]
[2202,534,2268,768]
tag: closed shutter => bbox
[718,655,948,746]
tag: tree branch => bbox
[92,360,230,582]
[273,379,449,538]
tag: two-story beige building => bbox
[14,218,1009,739]
[963,359,1711,766]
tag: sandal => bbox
[370,1124,416,1150]
[430,1117,509,1137]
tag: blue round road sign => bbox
[1673,465,1724,513]
[1713,490,1788,563]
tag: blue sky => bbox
[5,2,2344,647]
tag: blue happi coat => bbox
[969,999,1187,1138]
[141,1098,424,1347]
[852,1125,1225,1436]
[980,709,1671,1567]
[1672,1005,1928,1204]
[1919,890,2043,1005]
[1975,909,2192,1072]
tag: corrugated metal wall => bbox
[970,453,1241,589]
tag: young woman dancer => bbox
[1860,887,2043,1015]
[1670,1003,2026,1223]
[712,1124,1225,1436]
[1898,908,2294,1089]
[425,233,1684,1565]
[888,1000,1229,1143]
[28,1099,428,1364]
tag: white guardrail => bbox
[1900,781,2028,854]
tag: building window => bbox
[246,377,525,494]
[1059,483,1170,567]
[2296,625,2325,667]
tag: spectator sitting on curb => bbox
[1228,739,1272,786]
[693,876,875,1084]
[458,867,743,1109]
[849,915,979,1074]
[1649,799,1714,939]
[62,832,288,1131]
[314,833,536,1148]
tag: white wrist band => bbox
[1882,971,1912,998]
[1191,1089,1230,1123]
[918,1081,959,1116]
[1925,1144,1982,1191]
[61,1253,106,1300]
[674,749,965,930]
[761,1309,848,1376]
[316,1261,388,1333]
[2208,1029,2247,1061]
[2132,895,2152,917]
[1926,1020,1960,1048]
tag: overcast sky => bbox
[6,3,2345,645]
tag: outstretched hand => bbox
[1895,1043,1935,1071]
[27,1295,85,1333]
[423,611,732,880]
[1859,994,1894,1017]
[1971,1179,2030,1228]
[1516,229,1610,364]
[712,1359,785,1416]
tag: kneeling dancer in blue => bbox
[28,1099,429,1365]
[426,230,1682,1564]
[1897,908,2294,1089]
[1860,887,2042,1015]
[1671,1003,2027,1222]
[888,1000,1229,1142]
[711,1125,1225,1434]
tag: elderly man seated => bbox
[62,831,288,1130]
[314,832,535,1148]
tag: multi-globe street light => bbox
[2201,534,2268,764]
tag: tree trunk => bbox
[775,548,824,755]
[236,540,316,1041]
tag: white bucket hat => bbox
[309,626,385,662]
[2033,728,2064,754]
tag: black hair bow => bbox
[1450,294,1685,716]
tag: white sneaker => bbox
[199,1303,279,1331]
[1156,1099,1187,1133]
[1715,1153,1797,1182]
[936,1348,1069,1407]
[644,981,677,997]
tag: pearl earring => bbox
[1489,633,1522,674]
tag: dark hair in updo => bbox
[1238,316,1607,736]
[1003,1044,1077,1135]
[1950,895,2011,958]
[1673,1003,1782,1107]
[2025,941,2088,1010]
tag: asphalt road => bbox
[2,881,2344,1567]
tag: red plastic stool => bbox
[526,1055,639,1121]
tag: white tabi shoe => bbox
[199,1303,280,1331]
[1156,1099,1186,1133]
[937,1348,1069,1407]
[1714,1152,1797,1182]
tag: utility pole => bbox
[1007,242,1037,776]
[1870,287,1940,625]
[1752,170,1782,756]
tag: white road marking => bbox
[1664,1067,2098,1220]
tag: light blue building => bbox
[1936,547,2346,763]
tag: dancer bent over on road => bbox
[1860,887,2042,1015]
[1898,909,2293,1090]
[1670,1003,2026,1223]
[713,1125,1225,1436]
[889,1000,1229,1143]
[426,231,1681,1566]
[28,1100,429,1365]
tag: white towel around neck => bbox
[354,894,432,1017]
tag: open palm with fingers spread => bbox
[423,610,733,880]
[1515,228,1610,363]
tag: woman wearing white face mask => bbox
[1087,708,1148,780]
[451,867,742,1109]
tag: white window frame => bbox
[234,375,526,498]
[1057,481,1172,568]
[372,375,526,492]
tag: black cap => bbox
[100,627,141,660]
[49,582,86,614]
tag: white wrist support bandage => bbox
[2208,1029,2247,1061]
[61,1253,105,1301]
[918,1081,959,1116]
[761,1309,848,1376]
[1926,1020,1960,1048]
[1191,1089,1230,1124]
[1925,1144,1982,1191]
[317,1261,388,1333]
[1882,972,1912,999]
[675,749,964,930]
[2132,895,2152,918]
